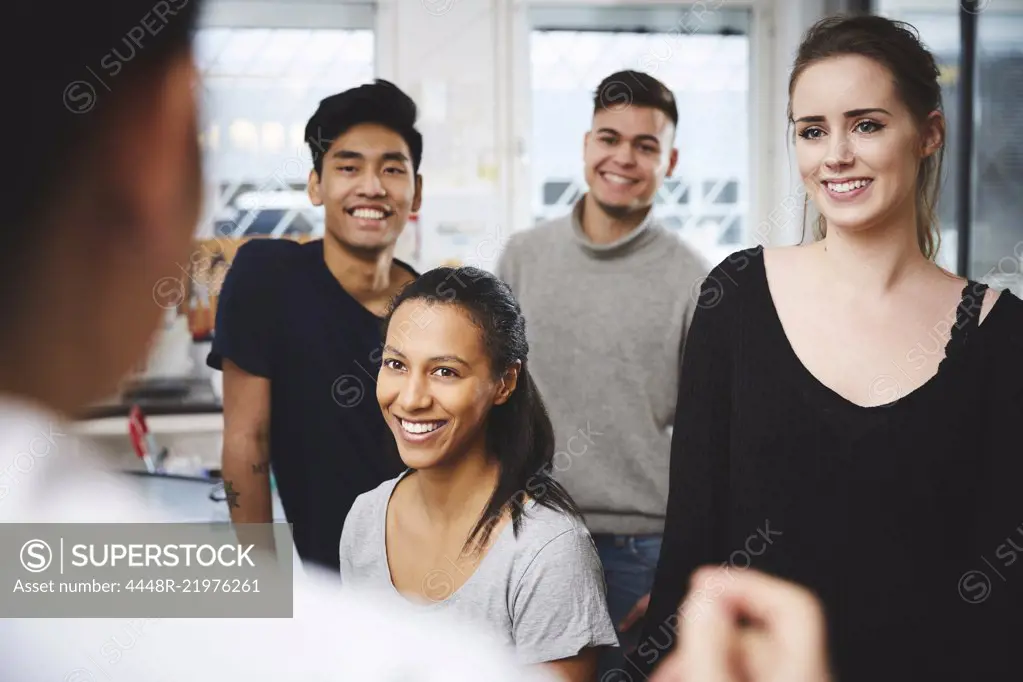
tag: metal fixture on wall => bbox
[825,0,873,14]
[956,0,978,277]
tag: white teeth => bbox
[827,179,870,193]
[400,419,443,435]
[352,208,386,220]
[603,172,634,185]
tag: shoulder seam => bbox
[508,527,577,599]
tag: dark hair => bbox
[6,0,201,277]
[382,267,582,554]
[789,15,945,259]
[593,70,678,129]
[304,79,423,176]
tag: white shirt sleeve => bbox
[0,403,555,682]
[1,579,558,682]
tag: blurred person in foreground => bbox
[0,3,537,680]
[208,79,421,572]
[497,70,708,680]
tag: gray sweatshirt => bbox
[496,199,709,535]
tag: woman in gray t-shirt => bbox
[339,267,618,681]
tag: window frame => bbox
[198,0,375,30]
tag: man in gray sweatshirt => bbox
[497,70,708,680]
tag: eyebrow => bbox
[794,108,892,124]
[330,150,411,164]
[594,127,661,146]
[383,346,470,367]
[430,355,470,367]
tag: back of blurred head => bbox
[2,2,203,415]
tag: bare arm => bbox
[541,648,599,682]
[221,358,272,525]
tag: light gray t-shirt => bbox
[339,471,619,665]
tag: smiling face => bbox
[791,54,942,236]
[308,122,422,256]
[583,105,678,218]
[377,301,516,471]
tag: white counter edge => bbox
[71,413,224,436]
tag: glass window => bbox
[194,28,375,239]
[876,3,1023,295]
[872,8,962,272]
[528,7,752,266]
[973,9,1023,296]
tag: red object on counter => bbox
[128,405,156,473]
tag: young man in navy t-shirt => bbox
[207,80,422,572]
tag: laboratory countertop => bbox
[124,472,301,573]
[84,401,222,419]
[80,376,222,420]
[124,472,287,523]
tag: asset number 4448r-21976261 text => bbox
[124,578,260,593]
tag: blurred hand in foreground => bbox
[650,567,833,682]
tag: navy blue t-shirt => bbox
[207,238,411,571]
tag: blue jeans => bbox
[594,534,663,682]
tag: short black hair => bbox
[8,1,201,237]
[304,79,423,176]
[593,70,679,129]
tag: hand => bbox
[619,592,651,632]
[650,567,832,682]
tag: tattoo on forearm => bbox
[252,461,271,475]
[223,480,241,509]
